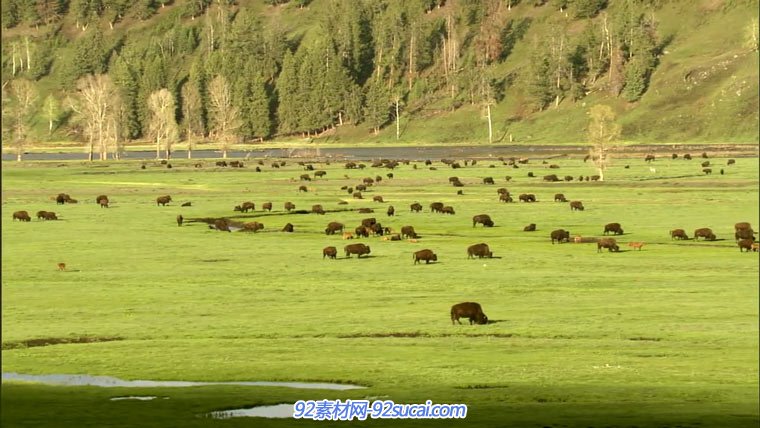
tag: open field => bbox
[2,152,759,427]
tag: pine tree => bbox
[363,78,390,135]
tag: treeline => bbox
[2,0,667,159]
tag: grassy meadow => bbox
[1,152,759,427]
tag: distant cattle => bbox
[413,249,438,264]
[282,223,294,232]
[672,153,678,159]
[410,203,423,212]
[628,242,644,251]
[597,237,620,252]
[401,226,418,239]
[387,205,395,216]
[262,202,273,212]
[603,223,624,235]
[373,196,384,203]
[701,161,710,168]
[551,229,570,244]
[242,221,264,232]
[473,214,494,227]
[311,205,325,215]
[738,239,755,252]
[234,202,255,212]
[323,246,338,259]
[570,201,585,211]
[483,177,495,184]
[693,227,716,241]
[356,184,367,191]
[554,193,567,202]
[430,202,444,213]
[363,177,375,185]
[12,211,31,222]
[344,243,371,258]
[523,223,536,232]
[177,215,183,226]
[518,193,536,203]
[670,229,689,240]
[441,206,455,215]
[450,302,488,325]
[325,222,344,235]
[284,202,296,212]
[156,195,172,206]
[467,243,493,259]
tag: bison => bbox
[312,205,325,215]
[387,205,395,216]
[499,193,513,203]
[523,223,536,232]
[597,237,620,252]
[518,193,536,203]
[344,243,371,258]
[298,185,308,193]
[361,218,377,228]
[727,159,736,166]
[177,214,183,226]
[603,223,624,235]
[472,214,494,227]
[554,193,567,202]
[156,195,172,206]
[262,202,273,212]
[373,196,385,203]
[323,246,338,259]
[234,202,255,213]
[213,218,232,232]
[670,229,689,240]
[410,202,423,212]
[325,222,344,235]
[451,302,488,325]
[282,223,294,233]
[13,211,31,222]
[738,239,755,252]
[96,195,109,208]
[353,192,363,199]
[400,225,418,239]
[551,229,570,244]
[735,222,753,232]
[497,188,509,195]
[413,249,438,264]
[735,229,755,241]
[36,210,49,220]
[543,174,560,182]
[284,202,296,212]
[467,243,493,259]
[441,206,455,215]
[694,227,716,241]
[430,202,444,213]
[570,201,585,211]
[181,202,191,207]
[42,211,58,220]
[354,226,370,238]
[357,208,374,213]
[483,177,495,184]
[242,221,264,232]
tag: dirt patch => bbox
[628,337,662,342]
[2,336,124,350]
[455,384,511,389]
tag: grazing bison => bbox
[401,225,418,239]
[518,193,536,203]
[483,177,495,184]
[298,185,308,192]
[357,208,374,213]
[354,226,370,238]
[96,195,109,205]
[284,202,296,212]
[311,205,325,215]
[410,203,423,212]
[554,193,567,202]
[413,249,438,264]
[684,154,692,160]
[727,159,736,166]
[735,222,753,232]
[441,206,455,215]
[738,239,755,252]
[314,170,327,178]
[181,202,192,207]
[735,229,755,241]
[670,229,689,240]
[299,174,311,181]
[701,161,710,168]
[156,195,172,206]
[36,210,49,220]
[467,243,493,259]
[242,221,264,232]
[603,223,624,235]
[451,302,488,325]
[213,219,232,232]
[373,195,385,203]
[597,237,620,252]
[564,175,574,181]
[323,246,338,259]
[694,228,716,241]
[497,187,509,195]
[499,193,513,203]
[42,211,58,220]
[344,243,371,258]
[387,206,395,216]
[262,202,273,212]
[177,215,183,226]
[430,202,444,213]
[672,153,678,159]
[353,192,363,199]
[570,201,585,211]
[356,184,367,191]
[551,229,570,244]
[523,223,536,232]
[645,154,655,162]
[472,214,494,227]
[282,223,294,232]
[325,222,344,235]
[543,174,560,182]
[13,211,31,222]
[56,193,68,205]
[234,202,255,213]
[361,218,377,228]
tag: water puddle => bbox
[2,373,364,390]
[207,404,294,419]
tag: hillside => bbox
[1,0,758,154]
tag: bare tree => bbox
[8,79,38,162]
[148,88,179,160]
[43,94,60,136]
[207,75,241,159]
[71,74,119,161]
[588,104,621,182]
[181,82,204,159]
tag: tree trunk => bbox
[486,103,493,144]
[395,99,400,140]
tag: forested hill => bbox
[1,0,758,153]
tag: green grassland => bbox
[1,153,759,427]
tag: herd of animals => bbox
[8,152,758,324]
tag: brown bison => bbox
[735,229,755,241]
[96,195,109,208]
[156,195,172,206]
[735,222,753,232]
[472,214,494,227]
[497,188,509,195]
[518,193,536,203]
[42,211,58,220]
[262,202,273,212]
[282,223,294,232]
[361,218,377,228]
[738,239,755,252]
[325,222,344,235]
[727,159,736,166]
[354,226,370,238]
[670,229,689,240]
[483,177,495,184]
[299,173,312,181]
[284,202,296,212]
[570,201,585,211]
[499,193,513,203]
[387,205,395,216]
[344,243,371,258]
[451,302,488,325]
[234,202,255,213]
[314,170,327,178]
[312,205,325,215]
[401,225,418,239]
[181,202,192,207]
[410,202,423,212]
[467,243,493,259]
[353,192,363,199]
[413,249,438,264]
[523,223,536,232]
[603,223,624,235]
[56,194,67,205]
[694,228,716,241]
[645,154,655,162]
[441,206,455,215]
[36,210,49,220]
[323,246,338,259]
[177,215,183,226]
[597,237,620,252]
[357,208,374,213]
[551,229,570,244]
[543,174,560,182]
[373,195,385,203]
[242,221,264,232]
[12,211,31,222]
[213,218,232,232]
[684,154,692,160]
[554,193,567,202]
[298,185,308,192]
[430,202,444,213]
[356,184,367,191]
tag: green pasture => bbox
[2,153,758,427]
